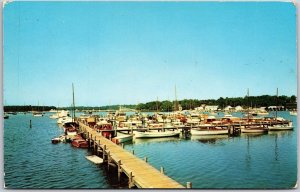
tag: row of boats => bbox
[50,109,295,147]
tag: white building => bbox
[224,105,233,111]
[235,106,244,111]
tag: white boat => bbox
[268,122,293,131]
[134,130,180,138]
[191,128,228,136]
[241,126,268,133]
[50,114,59,119]
[112,134,133,144]
[290,111,297,116]
[57,117,72,124]
[86,155,103,164]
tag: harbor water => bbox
[4,111,297,188]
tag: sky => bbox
[3,1,297,106]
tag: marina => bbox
[3,110,297,188]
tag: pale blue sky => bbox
[3,2,297,106]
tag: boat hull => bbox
[191,129,228,136]
[268,125,293,131]
[71,140,89,148]
[112,135,133,144]
[134,130,180,138]
[241,128,268,133]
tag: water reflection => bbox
[133,137,181,145]
[245,135,251,170]
[190,135,229,145]
[274,134,278,161]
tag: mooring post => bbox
[132,150,134,155]
[90,134,93,148]
[186,182,192,188]
[128,172,134,188]
[121,143,124,149]
[118,160,122,183]
[29,120,32,128]
[107,151,111,171]
[144,157,148,162]
[160,167,164,174]
[93,136,97,151]
[103,145,107,161]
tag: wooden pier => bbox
[78,122,185,189]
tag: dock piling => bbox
[144,157,148,162]
[29,120,32,128]
[160,167,164,174]
[117,160,122,183]
[129,172,134,188]
[186,182,192,188]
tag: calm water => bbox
[4,111,297,189]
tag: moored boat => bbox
[268,122,293,131]
[112,134,133,144]
[241,126,268,133]
[133,130,180,138]
[71,139,89,148]
[51,137,60,144]
[191,127,228,136]
[33,112,43,117]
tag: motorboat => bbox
[72,139,89,148]
[112,133,133,144]
[268,122,293,131]
[191,127,228,136]
[133,130,180,138]
[241,125,268,133]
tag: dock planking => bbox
[78,122,185,189]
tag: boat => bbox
[112,134,133,144]
[241,126,268,133]
[7,112,17,115]
[57,116,72,124]
[290,111,297,116]
[51,134,66,144]
[33,111,43,117]
[85,155,103,164]
[191,127,228,136]
[3,114,9,119]
[95,122,113,139]
[133,130,180,138]
[268,122,293,131]
[51,137,60,144]
[71,139,89,148]
[50,113,59,119]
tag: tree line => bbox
[135,95,297,112]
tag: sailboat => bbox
[33,102,44,117]
[268,88,293,131]
[241,89,268,134]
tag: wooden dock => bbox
[78,122,185,189]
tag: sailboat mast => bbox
[72,83,76,122]
[174,85,178,111]
[275,88,278,121]
[156,97,159,113]
[247,88,249,123]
